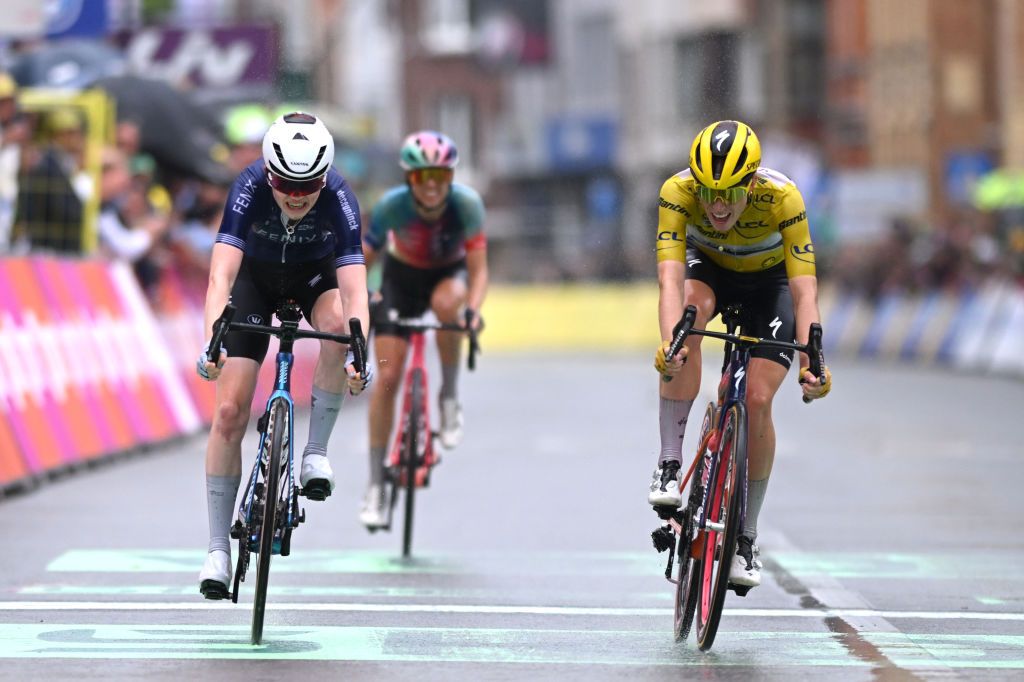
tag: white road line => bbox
[0,601,1022,620]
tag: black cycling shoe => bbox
[302,479,332,501]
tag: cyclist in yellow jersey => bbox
[650,120,832,589]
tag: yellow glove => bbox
[799,365,832,401]
[655,340,687,376]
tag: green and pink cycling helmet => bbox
[399,130,460,170]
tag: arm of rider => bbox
[196,243,243,381]
[338,264,371,395]
[654,260,689,375]
[361,239,378,272]
[464,247,488,331]
[789,274,831,400]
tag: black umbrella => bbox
[9,39,125,89]
[94,75,232,185]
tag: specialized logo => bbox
[714,130,730,151]
[688,257,701,267]
[769,316,782,339]
[734,365,745,392]
[248,314,263,325]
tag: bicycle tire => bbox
[251,398,287,645]
[401,369,424,558]
[695,402,747,651]
[674,401,715,642]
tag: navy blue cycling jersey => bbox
[216,160,365,267]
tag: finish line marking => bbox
[1,601,1023,620]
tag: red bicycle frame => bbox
[388,330,437,487]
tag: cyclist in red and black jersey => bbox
[359,131,487,529]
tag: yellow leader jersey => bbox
[656,167,816,278]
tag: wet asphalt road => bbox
[0,353,1022,681]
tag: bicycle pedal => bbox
[729,585,752,597]
[199,580,230,601]
[301,481,332,501]
[652,504,676,521]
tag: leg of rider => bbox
[302,290,349,486]
[658,279,716,465]
[650,280,715,505]
[742,358,787,541]
[432,276,468,448]
[368,333,409,482]
[431,276,467,399]
[204,359,259,569]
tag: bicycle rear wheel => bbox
[674,402,715,642]
[695,402,747,651]
[251,398,287,645]
[401,369,424,558]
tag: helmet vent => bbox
[293,132,309,141]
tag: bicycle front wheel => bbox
[674,402,715,642]
[695,402,747,651]
[401,369,424,558]
[252,398,288,645]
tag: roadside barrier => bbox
[0,257,200,490]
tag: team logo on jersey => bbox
[791,243,815,264]
[657,230,685,243]
[778,211,807,229]
[248,314,263,325]
[659,197,689,217]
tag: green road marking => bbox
[977,597,1006,606]
[3,602,1024,621]
[772,552,1022,580]
[17,584,671,602]
[46,549,1024,580]
[0,625,1021,668]
[46,550,654,575]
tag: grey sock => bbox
[439,363,459,400]
[743,477,769,541]
[206,474,241,554]
[304,386,345,458]
[368,445,386,486]
[658,397,694,466]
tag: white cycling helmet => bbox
[262,111,334,181]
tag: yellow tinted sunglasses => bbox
[696,184,748,204]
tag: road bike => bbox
[370,308,479,558]
[651,303,824,651]
[206,301,366,645]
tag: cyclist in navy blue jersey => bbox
[195,112,371,599]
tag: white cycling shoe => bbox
[300,454,335,500]
[439,398,464,449]
[728,536,762,587]
[199,549,232,600]
[358,483,388,530]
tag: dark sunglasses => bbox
[408,167,454,185]
[267,171,325,197]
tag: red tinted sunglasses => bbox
[267,171,325,197]
[408,167,454,185]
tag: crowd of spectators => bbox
[824,209,1023,301]
[0,70,239,301]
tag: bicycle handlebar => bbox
[379,310,482,372]
[209,304,369,377]
[663,304,827,403]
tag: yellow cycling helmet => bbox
[689,120,761,190]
